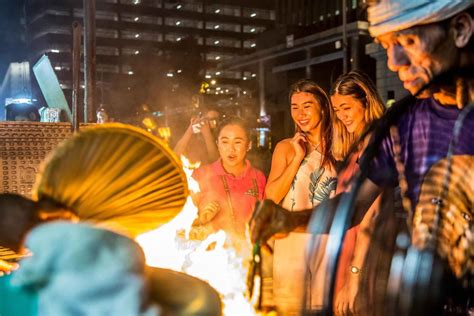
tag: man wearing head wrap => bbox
[250,0,473,314]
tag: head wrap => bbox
[368,0,474,37]
[11,222,160,316]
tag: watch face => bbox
[350,266,361,274]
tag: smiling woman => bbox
[330,71,385,161]
[265,79,337,314]
[329,70,385,315]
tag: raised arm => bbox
[200,120,219,163]
[174,118,195,157]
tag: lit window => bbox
[214,25,220,29]
[215,9,220,13]
[176,21,181,26]
[134,17,139,22]
[135,34,140,38]
[250,12,257,17]
[214,40,220,45]
[215,56,221,60]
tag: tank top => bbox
[273,149,337,315]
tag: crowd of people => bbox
[1,0,473,315]
[250,0,474,315]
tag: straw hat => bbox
[33,123,188,236]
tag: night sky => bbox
[0,0,27,80]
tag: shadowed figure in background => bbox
[250,0,474,314]
[174,107,221,165]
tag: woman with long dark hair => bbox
[265,79,337,315]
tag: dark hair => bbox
[0,193,40,252]
[216,116,251,140]
[289,79,335,168]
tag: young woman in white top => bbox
[265,79,337,315]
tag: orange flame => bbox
[136,156,258,315]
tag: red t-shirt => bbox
[192,159,266,238]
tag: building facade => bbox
[220,0,404,143]
[25,0,275,118]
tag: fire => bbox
[136,156,259,316]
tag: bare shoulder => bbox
[274,138,293,152]
[271,138,295,163]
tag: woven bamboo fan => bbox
[32,123,188,236]
[413,155,474,279]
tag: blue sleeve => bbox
[365,133,399,188]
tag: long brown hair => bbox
[289,79,335,168]
[330,70,385,160]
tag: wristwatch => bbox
[350,265,362,275]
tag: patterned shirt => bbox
[368,97,474,208]
[367,97,474,279]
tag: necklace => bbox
[307,139,321,152]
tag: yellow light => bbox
[200,82,210,93]
[158,127,171,142]
[142,117,157,130]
